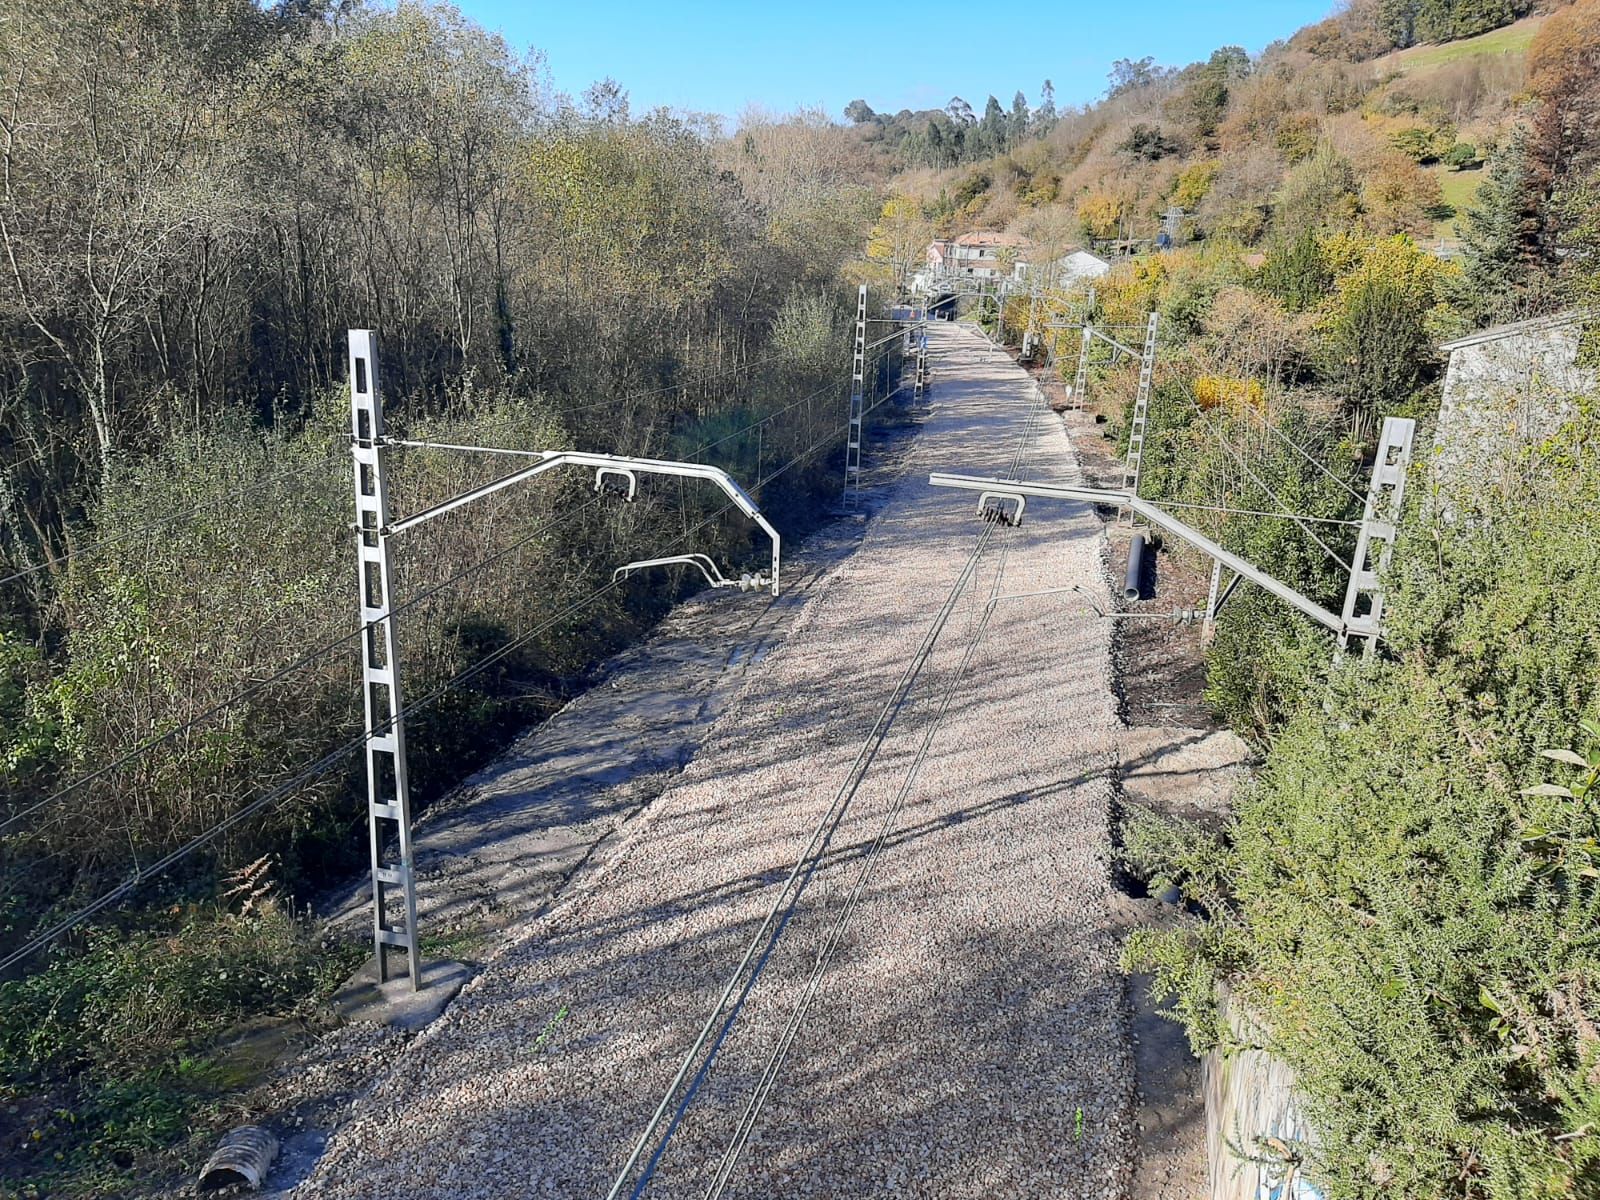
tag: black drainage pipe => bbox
[1123,533,1146,601]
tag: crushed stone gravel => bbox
[294,324,1132,1199]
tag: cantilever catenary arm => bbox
[1088,328,1139,358]
[928,471,1346,636]
[385,442,781,595]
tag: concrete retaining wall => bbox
[1433,313,1595,497]
[1203,990,1324,1200]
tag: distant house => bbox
[922,235,1110,292]
[1015,248,1111,288]
[926,231,1030,280]
[1433,311,1596,492]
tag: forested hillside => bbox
[0,4,891,1189]
[860,0,1586,329]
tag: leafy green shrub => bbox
[1316,234,1457,439]
[1257,227,1334,313]
[1390,126,1442,164]
[1118,123,1180,162]
[1131,412,1600,1197]
[0,906,335,1084]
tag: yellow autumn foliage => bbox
[1194,374,1265,411]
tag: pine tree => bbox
[1258,226,1333,313]
[1457,129,1546,321]
[1451,0,1515,38]
[1415,0,1455,42]
[1010,90,1030,149]
[980,95,1006,157]
[1377,0,1419,48]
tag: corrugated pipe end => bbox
[198,1125,279,1192]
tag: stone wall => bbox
[1431,314,1595,496]
[1204,990,1324,1200]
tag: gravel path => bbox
[321,524,855,943]
[296,324,1131,1199]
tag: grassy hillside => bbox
[1379,12,1544,72]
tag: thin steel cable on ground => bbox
[700,353,1043,1199]
[702,536,1015,1200]
[0,544,648,974]
[607,529,998,1200]
[609,336,1034,1200]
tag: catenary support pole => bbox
[1072,320,1093,410]
[1120,311,1161,524]
[843,285,867,510]
[1338,416,1417,654]
[913,320,927,403]
[347,330,421,991]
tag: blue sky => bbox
[452,0,1337,125]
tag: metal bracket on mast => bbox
[928,472,1349,638]
[348,331,787,991]
[383,445,782,595]
[844,284,867,510]
[1338,416,1416,654]
[612,553,769,593]
[348,330,420,991]
[930,418,1415,650]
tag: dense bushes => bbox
[0,0,876,934]
[0,292,870,1192]
[1128,414,1600,1196]
[0,898,353,1182]
[0,10,877,1183]
[1,291,863,915]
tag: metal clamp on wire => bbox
[976,491,1026,527]
[595,466,638,502]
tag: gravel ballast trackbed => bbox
[295,324,1131,1199]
